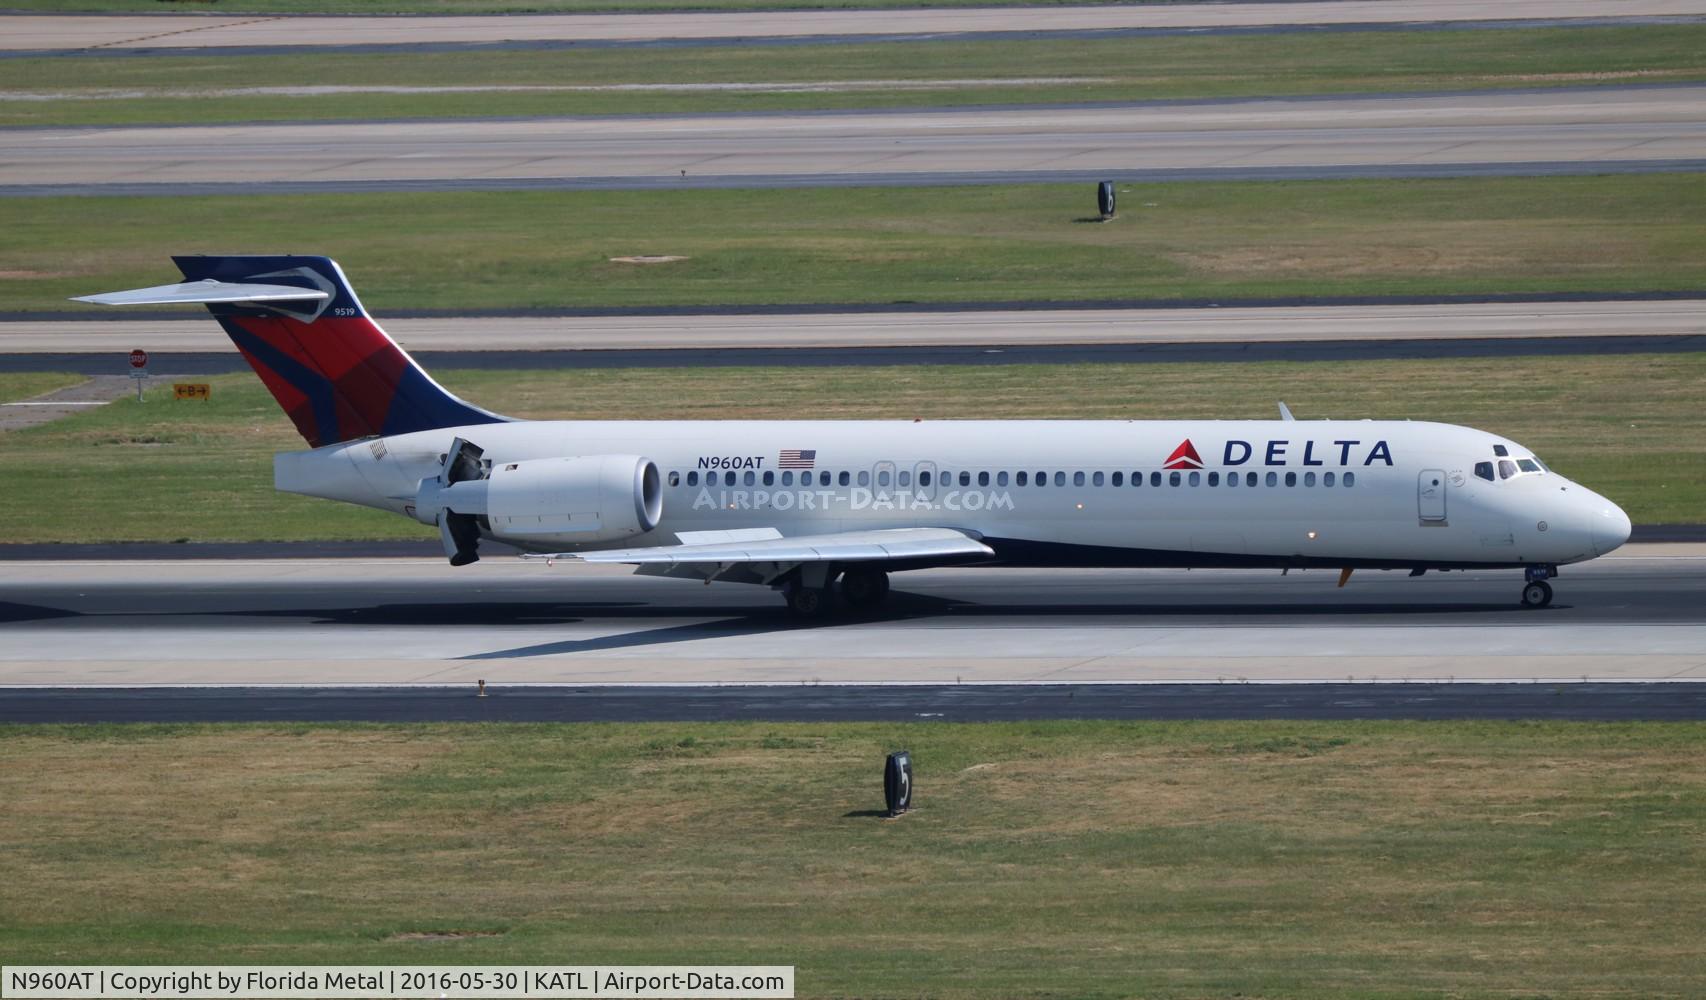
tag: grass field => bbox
[0,372,81,404]
[13,176,1706,314]
[3,720,1704,997]
[4,26,1699,126]
[0,351,1699,544]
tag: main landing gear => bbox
[782,567,892,618]
[1520,565,1556,609]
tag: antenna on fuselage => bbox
[1277,401,1296,421]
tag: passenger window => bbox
[839,471,851,487]
[744,471,756,486]
[687,471,699,486]
[1208,471,1219,486]
[782,471,794,486]
[1344,472,1356,487]
[1228,471,1239,487]
[1498,460,1517,480]
[1016,471,1028,486]
[1266,472,1278,486]
[821,471,833,486]
[1324,471,1336,487]
[1474,462,1493,482]
[1304,471,1315,487]
[997,471,1009,487]
[722,471,734,486]
[977,471,988,487]
[763,471,774,486]
[878,469,890,487]
[1284,472,1296,487]
[1169,471,1181,487]
[899,470,911,487]
[669,471,680,487]
[858,470,870,487]
[1111,472,1123,487]
[1151,472,1162,487]
[1073,471,1085,487]
[1054,471,1066,486]
[1188,471,1201,486]
[920,471,932,487]
[1091,471,1104,486]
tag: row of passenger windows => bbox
[669,468,1358,489]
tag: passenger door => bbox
[1418,469,1447,523]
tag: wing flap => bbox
[524,527,991,567]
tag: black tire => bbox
[840,567,891,609]
[785,582,834,619]
[1521,580,1554,609]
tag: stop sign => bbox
[129,349,148,369]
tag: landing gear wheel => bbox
[1521,580,1554,609]
[840,567,891,610]
[784,581,834,619]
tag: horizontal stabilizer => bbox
[524,527,993,567]
[72,279,331,307]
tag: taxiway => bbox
[6,87,1703,195]
[4,548,1702,688]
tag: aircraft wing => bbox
[523,527,991,577]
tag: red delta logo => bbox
[1163,439,1204,470]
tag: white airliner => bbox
[78,256,1632,615]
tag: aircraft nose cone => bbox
[1593,502,1633,556]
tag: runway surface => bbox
[11,300,1704,355]
[4,547,1703,688]
[7,87,1703,194]
[8,683,1706,723]
[5,2,1700,54]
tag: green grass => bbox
[3,721,1705,997]
[0,351,1699,543]
[4,26,1701,126]
[15,176,1706,315]
[0,372,82,404]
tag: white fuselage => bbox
[277,418,1632,571]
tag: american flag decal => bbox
[778,449,816,469]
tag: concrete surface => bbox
[5,2,1702,53]
[3,545,1701,687]
[6,87,1703,193]
[12,300,1706,354]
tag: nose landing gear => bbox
[1520,565,1557,609]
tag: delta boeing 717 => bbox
[77,256,1631,616]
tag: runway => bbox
[6,87,1703,194]
[3,547,1703,689]
[5,2,1701,54]
[10,300,1705,356]
[7,683,1706,723]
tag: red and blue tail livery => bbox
[178,255,505,448]
[81,255,505,448]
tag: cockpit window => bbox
[1493,445,1509,457]
[1498,460,1518,480]
[1516,458,1541,473]
[1474,462,1495,482]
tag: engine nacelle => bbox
[488,454,662,540]
[416,453,662,544]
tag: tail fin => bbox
[75,255,505,448]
